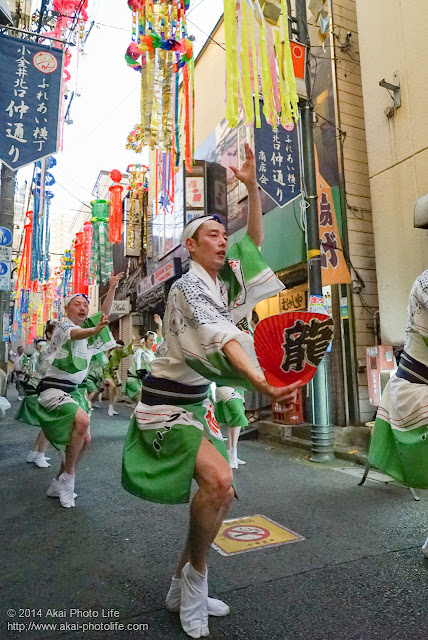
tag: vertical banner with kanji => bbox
[0,34,64,171]
[254,103,301,208]
[315,150,351,286]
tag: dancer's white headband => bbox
[65,293,90,307]
[181,215,223,248]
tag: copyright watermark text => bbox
[5,608,148,633]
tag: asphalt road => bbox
[1,390,428,640]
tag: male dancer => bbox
[103,340,134,416]
[9,346,28,400]
[122,145,300,638]
[17,271,123,507]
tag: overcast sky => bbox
[18,0,224,239]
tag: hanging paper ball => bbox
[110,169,122,183]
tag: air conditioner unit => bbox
[414,193,428,229]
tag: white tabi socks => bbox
[165,576,230,617]
[179,562,209,638]
[47,477,77,500]
[34,452,51,468]
[58,472,75,508]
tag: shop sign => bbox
[185,176,205,208]
[111,299,131,315]
[279,285,307,312]
[137,259,177,298]
[315,151,351,286]
[0,34,64,171]
[254,105,301,208]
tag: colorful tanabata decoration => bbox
[40,1,90,149]
[127,164,148,251]
[125,0,194,169]
[73,231,84,294]
[90,200,114,285]
[31,158,55,285]
[223,0,298,128]
[109,170,123,244]
[81,221,93,294]
[59,250,73,299]
[254,312,334,387]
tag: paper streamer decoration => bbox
[109,170,123,244]
[254,312,334,387]
[223,0,299,128]
[90,200,114,285]
[124,0,194,169]
[127,164,148,250]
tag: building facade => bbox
[356,0,428,344]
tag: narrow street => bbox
[1,392,427,640]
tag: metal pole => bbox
[0,164,15,374]
[295,0,334,462]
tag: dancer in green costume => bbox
[367,269,428,557]
[20,321,57,468]
[82,353,108,406]
[103,340,134,416]
[28,339,46,377]
[122,144,301,638]
[9,346,28,399]
[215,386,248,469]
[122,338,146,402]
[17,271,123,508]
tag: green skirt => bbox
[122,400,229,505]
[122,375,142,401]
[16,389,88,450]
[368,417,428,489]
[83,374,100,394]
[215,397,248,429]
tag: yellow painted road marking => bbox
[212,514,304,556]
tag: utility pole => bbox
[0,163,15,374]
[295,0,334,462]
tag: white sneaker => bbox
[34,452,51,468]
[166,576,230,616]
[422,537,428,558]
[237,456,246,465]
[26,450,38,463]
[180,562,209,638]
[47,478,77,499]
[108,406,119,416]
[58,473,76,508]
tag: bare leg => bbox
[175,438,234,576]
[107,380,116,405]
[88,390,98,402]
[54,431,90,480]
[227,426,241,450]
[31,429,49,454]
[63,407,90,476]
[35,430,49,454]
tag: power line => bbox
[186,17,226,51]
[54,180,90,205]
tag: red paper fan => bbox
[254,312,334,387]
